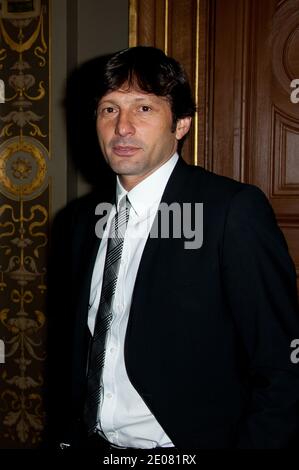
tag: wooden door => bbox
[129,0,299,296]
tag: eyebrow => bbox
[99,97,155,105]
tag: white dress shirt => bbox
[88,153,179,449]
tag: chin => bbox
[111,160,142,175]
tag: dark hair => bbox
[95,46,196,149]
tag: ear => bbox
[175,117,192,140]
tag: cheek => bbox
[97,125,111,146]
[142,122,172,142]
[155,127,176,147]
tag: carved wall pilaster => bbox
[0,0,49,447]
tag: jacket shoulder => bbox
[183,162,259,201]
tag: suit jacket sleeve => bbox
[222,185,299,448]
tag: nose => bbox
[115,110,135,137]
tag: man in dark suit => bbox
[46,46,299,451]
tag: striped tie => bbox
[83,195,131,435]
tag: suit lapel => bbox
[126,157,190,333]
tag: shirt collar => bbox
[116,153,179,217]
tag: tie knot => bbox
[117,195,131,215]
[125,195,131,211]
[118,194,131,212]
[111,195,130,240]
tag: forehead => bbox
[99,87,170,107]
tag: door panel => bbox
[130,0,299,296]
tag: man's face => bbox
[96,86,191,190]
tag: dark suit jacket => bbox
[45,157,299,449]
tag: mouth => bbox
[112,145,140,156]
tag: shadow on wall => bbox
[65,53,116,193]
[42,54,119,449]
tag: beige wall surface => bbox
[51,0,129,216]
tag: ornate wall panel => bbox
[0,0,49,448]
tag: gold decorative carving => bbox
[0,0,41,19]
[194,0,200,166]
[34,11,47,67]
[24,80,45,101]
[0,5,48,140]
[0,138,48,200]
[0,9,46,57]
[0,0,49,447]
[12,157,32,179]
[0,194,47,443]
[129,0,137,47]
[164,0,169,55]
[0,47,6,69]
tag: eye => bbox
[139,105,151,112]
[97,105,118,116]
[103,106,117,114]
